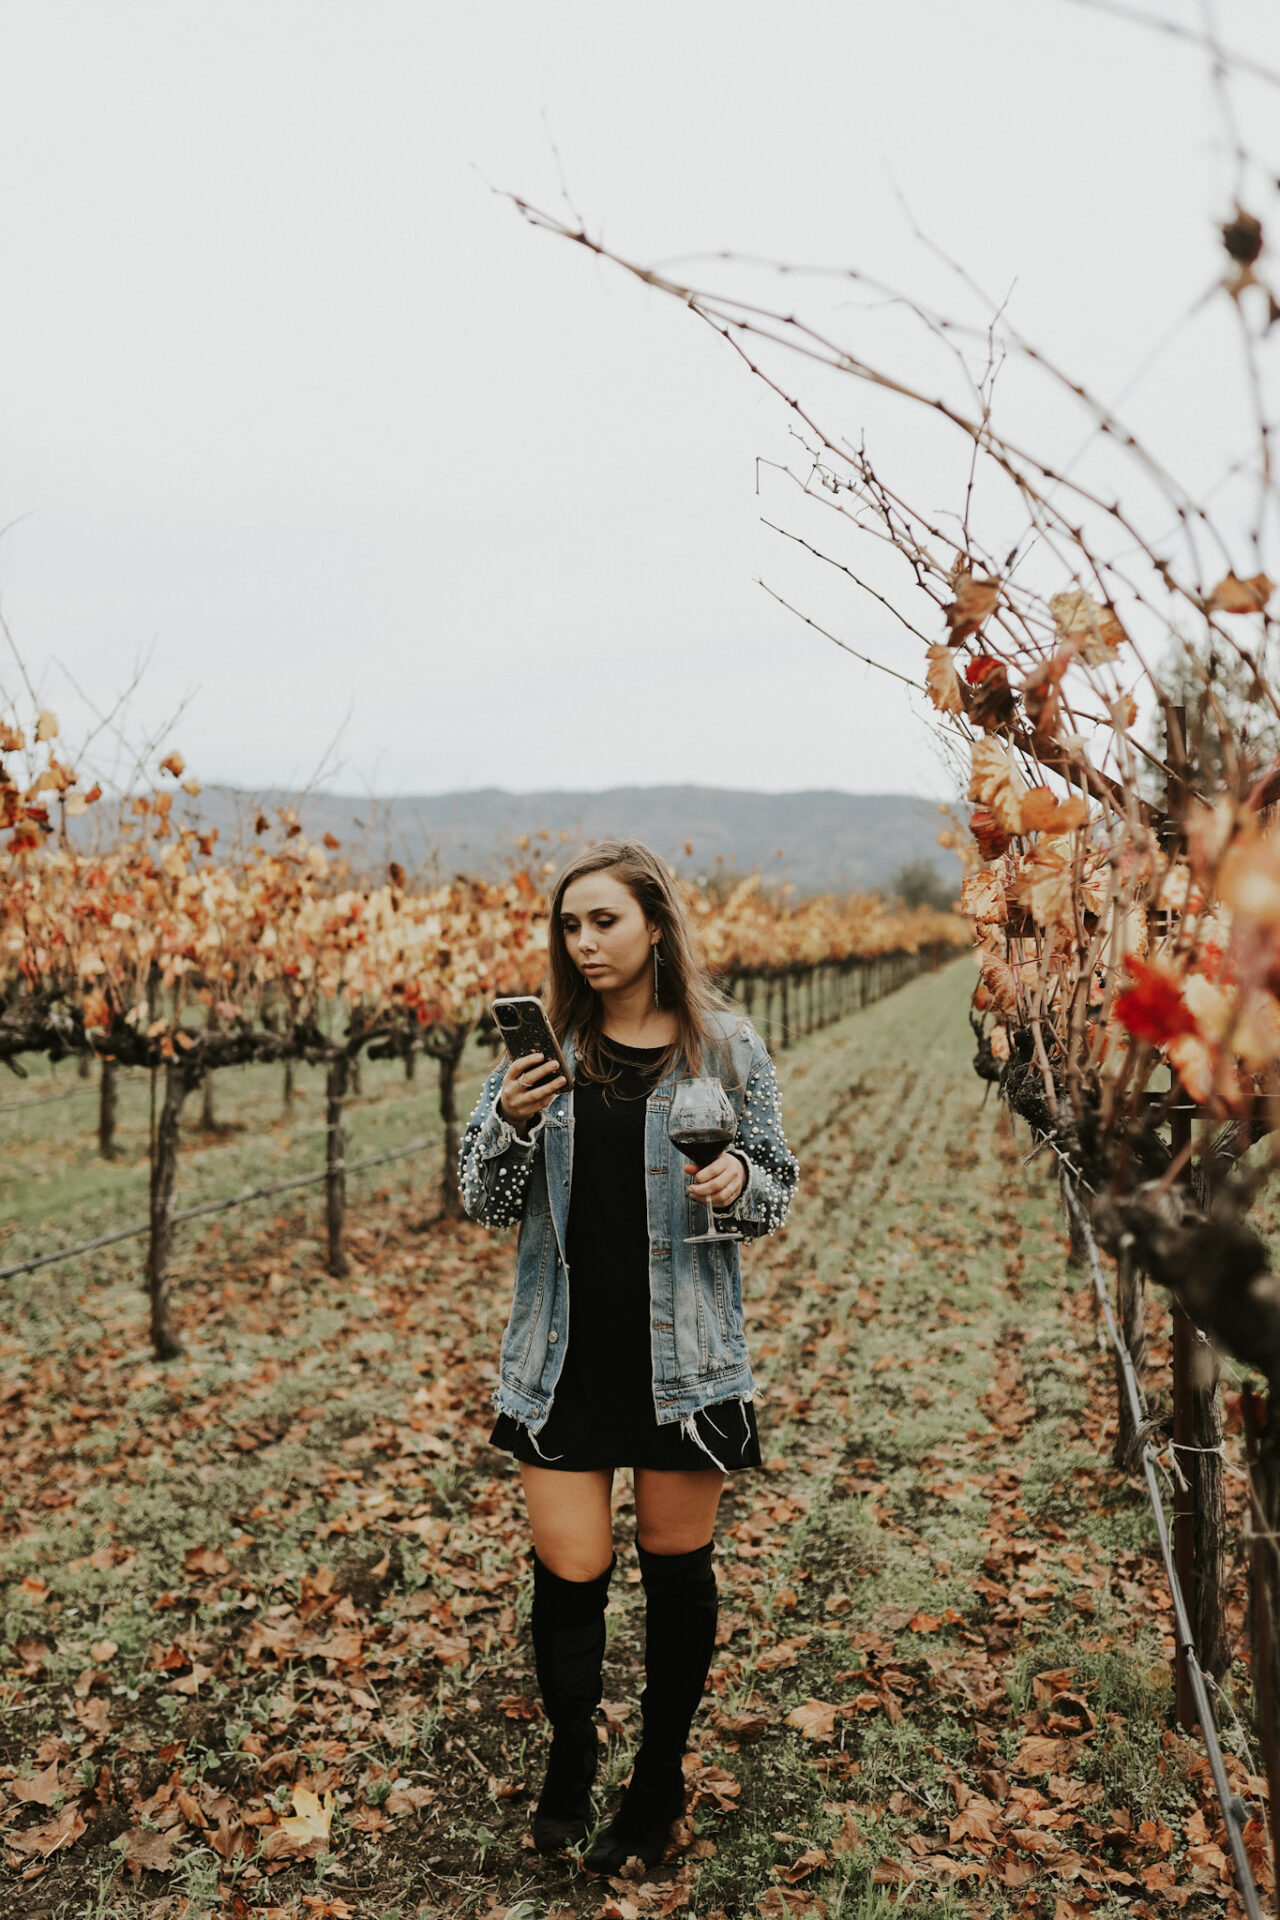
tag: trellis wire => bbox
[0,1133,436,1283]
[1062,1180,1266,1920]
[0,1081,95,1116]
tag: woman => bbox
[459,841,798,1875]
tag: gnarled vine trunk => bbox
[148,1060,191,1359]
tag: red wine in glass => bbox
[669,1127,734,1169]
[669,1077,743,1244]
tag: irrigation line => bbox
[1062,1181,1266,1920]
[0,1134,438,1283]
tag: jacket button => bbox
[548,1330,559,1343]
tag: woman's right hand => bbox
[498,1052,566,1136]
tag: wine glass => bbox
[668,1077,743,1244]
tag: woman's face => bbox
[559,870,656,994]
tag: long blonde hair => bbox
[544,840,739,1087]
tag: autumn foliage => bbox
[0,716,965,1075]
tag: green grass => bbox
[0,1032,500,1298]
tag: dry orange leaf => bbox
[1014,1734,1083,1774]
[184,1544,232,1576]
[1019,786,1089,835]
[1205,571,1274,613]
[1048,588,1127,660]
[979,954,1019,1012]
[968,737,1025,834]
[1166,1031,1215,1104]
[170,1660,215,1695]
[11,1761,62,1806]
[782,1847,831,1882]
[960,872,1007,925]
[6,1802,87,1861]
[945,571,1000,643]
[121,1826,176,1872]
[1219,834,1280,927]
[784,1698,838,1742]
[924,643,965,714]
[270,1784,335,1855]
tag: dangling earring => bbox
[652,942,661,1007]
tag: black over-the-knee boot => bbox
[530,1551,614,1853]
[586,1540,718,1875]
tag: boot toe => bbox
[532,1807,591,1854]
[531,1727,597,1854]
[584,1774,684,1876]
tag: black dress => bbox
[489,1037,762,1473]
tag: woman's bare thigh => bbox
[634,1467,725,1554]
[518,1463,615,1580]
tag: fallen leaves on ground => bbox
[0,968,1266,1917]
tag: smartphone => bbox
[490,997,574,1089]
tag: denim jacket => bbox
[458,1009,799,1454]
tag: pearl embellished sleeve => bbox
[458,1060,548,1229]
[721,1030,799,1239]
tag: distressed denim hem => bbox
[653,1370,756,1426]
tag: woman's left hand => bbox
[686,1151,746,1211]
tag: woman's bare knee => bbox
[519,1464,614,1580]
[634,1467,724,1555]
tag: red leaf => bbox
[970,807,1012,861]
[1114,956,1196,1045]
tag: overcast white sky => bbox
[1,1,1276,801]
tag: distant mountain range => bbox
[169,784,960,899]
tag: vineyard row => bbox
[5,944,957,1359]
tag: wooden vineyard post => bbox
[1171,1289,1197,1729]
[1192,1328,1229,1678]
[1243,1391,1280,1903]
[98,1057,118,1160]
[147,1058,191,1359]
[1062,1161,1088,1271]
[325,1053,350,1279]
[426,1024,471,1218]
[1113,1241,1146,1466]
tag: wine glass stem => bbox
[705,1194,718,1238]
